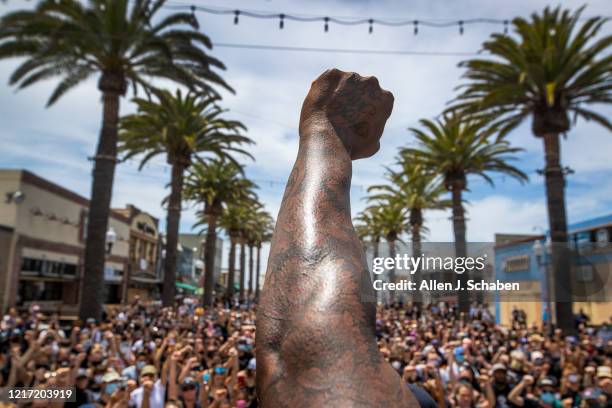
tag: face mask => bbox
[94,375,104,384]
[105,382,118,395]
[540,392,555,405]
[136,361,146,370]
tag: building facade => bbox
[113,204,160,302]
[494,214,612,326]
[178,233,223,287]
[0,170,131,316]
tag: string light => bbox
[172,3,608,38]
[169,3,519,34]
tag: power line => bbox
[213,42,478,57]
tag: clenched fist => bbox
[299,68,394,160]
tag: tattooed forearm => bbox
[256,69,418,407]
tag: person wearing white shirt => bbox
[129,364,166,408]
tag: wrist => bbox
[299,116,352,159]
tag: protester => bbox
[0,299,610,407]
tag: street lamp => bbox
[106,227,117,255]
[533,239,543,258]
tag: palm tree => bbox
[253,211,274,300]
[449,6,611,330]
[364,197,408,303]
[119,90,251,307]
[369,162,450,254]
[237,202,263,301]
[219,201,254,301]
[354,206,384,260]
[185,159,257,306]
[369,161,451,303]
[0,0,231,320]
[401,116,527,312]
[242,208,274,299]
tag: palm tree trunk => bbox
[542,133,573,334]
[226,237,237,300]
[239,238,246,302]
[79,82,121,321]
[248,244,254,297]
[162,163,185,307]
[373,236,380,259]
[451,185,470,314]
[410,208,423,304]
[203,214,218,307]
[255,244,261,300]
[388,237,396,304]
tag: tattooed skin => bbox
[256,69,419,407]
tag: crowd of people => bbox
[0,298,610,408]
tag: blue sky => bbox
[1,0,611,271]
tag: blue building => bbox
[494,213,612,326]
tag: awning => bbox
[176,282,199,292]
[131,276,160,284]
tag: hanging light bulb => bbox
[234,10,240,25]
[279,13,285,29]
[413,20,419,35]
[324,16,329,32]
[368,19,373,34]
[189,5,199,30]
[459,20,464,35]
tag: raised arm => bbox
[256,69,417,407]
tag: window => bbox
[20,257,77,279]
[17,280,63,304]
[21,258,43,275]
[596,228,610,248]
[64,263,77,277]
[504,255,530,272]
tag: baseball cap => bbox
[181,377,198,390]
[491,363,507,373]
[532,351,544,360]
[596,366,611,379]
[140,365,157,377]
[102,371,120,383]
[76,369,88,379]
[539,377,555,387]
